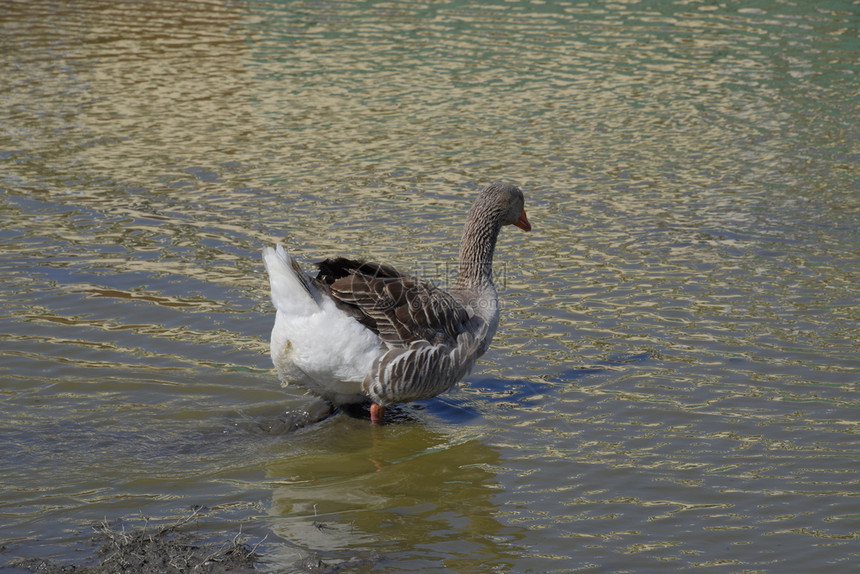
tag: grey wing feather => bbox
[314,258,471,348]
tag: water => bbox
[1,0,858,571]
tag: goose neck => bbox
[455,210,502,290]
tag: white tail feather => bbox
[262,244,320,316]
[262,244,382,404]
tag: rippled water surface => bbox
[1,0,858,572]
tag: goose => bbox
[262,182,531,424]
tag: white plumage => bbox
[263,244,382,405]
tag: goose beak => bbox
[515,209,532,231]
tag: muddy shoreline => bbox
[5,508,369,574]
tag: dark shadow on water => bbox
[543,351,655,386]
[339,401,423,425]
[242,400,335,435]
[229,399,428,435]
[414,395,480,424]
[417,375,565,424]
[548,366,605,384]
[467,377,555,404]
[419,351,655,424]
[599,351,654,366]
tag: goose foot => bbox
[370,403,386,425]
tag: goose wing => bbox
[314,257,470,348]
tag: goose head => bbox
[479,181,532,232]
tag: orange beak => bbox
[515,208,531,231]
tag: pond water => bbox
[1,0,858,572]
